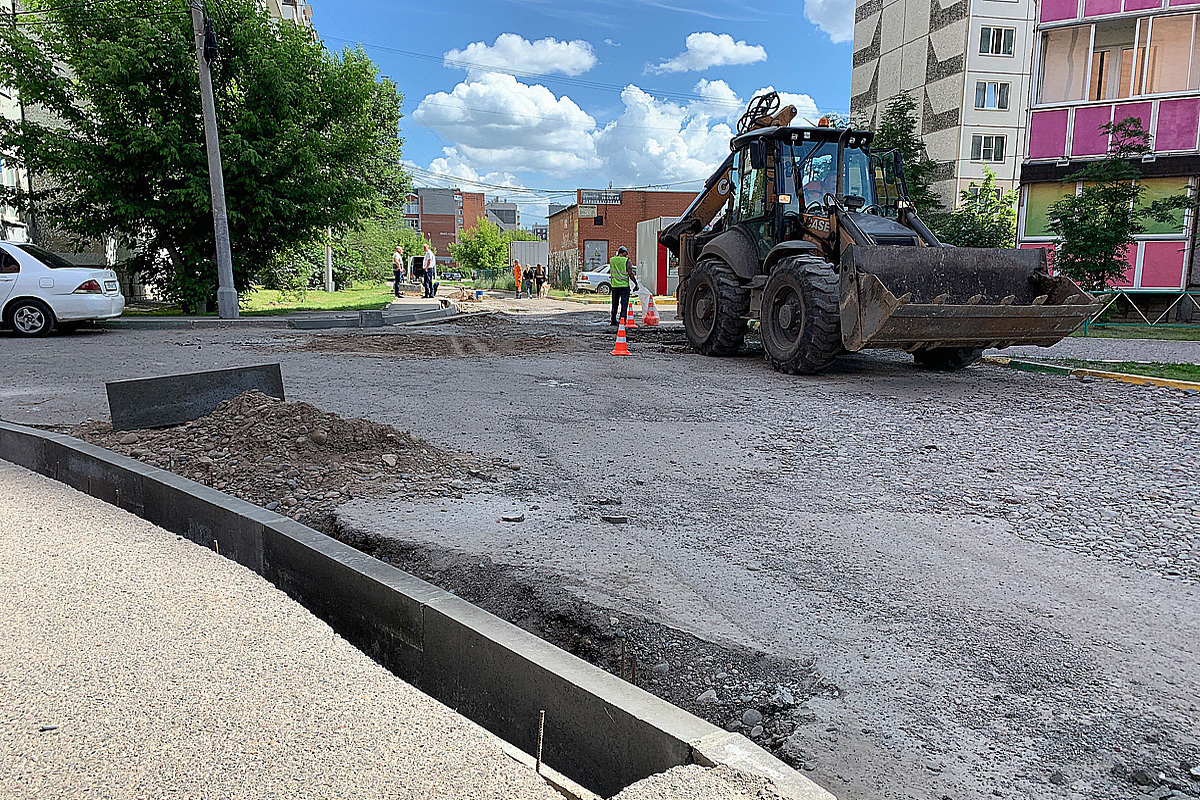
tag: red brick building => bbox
[548,189,694,278]
[402,188,489,264]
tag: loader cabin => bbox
[710,125,923,261]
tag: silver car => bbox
[575,264,611,295]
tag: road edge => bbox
[0,421,836,800]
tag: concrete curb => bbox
[984,356,1200,392]
[109,305,456,331]
[0,422,835,800]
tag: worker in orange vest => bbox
[512,259,523,299]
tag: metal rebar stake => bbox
[536,710,545,774]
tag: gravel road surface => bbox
[0,460,565,800]
[2,316,1198,800]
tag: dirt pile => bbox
[71,390,509,527]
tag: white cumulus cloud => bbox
[445,33,598,78]
[803,0,855,44]
[413,72,601,178]
[646,32,767,74]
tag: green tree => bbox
[448,218,536,274]
[336,208,425,284]
[1046,117,1189,290]
[0,0,408,312]
[936,169,1017,248]
[870,92,944,217]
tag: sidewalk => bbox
[111,296,451,330]
[0,461,791,800]
[0,460,563,800]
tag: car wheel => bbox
[6,299,55,337]
[597,283,611,296]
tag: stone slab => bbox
[105,363,284,430]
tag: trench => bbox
[327,515,841,773]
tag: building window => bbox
[980,26,1016,56]
[971,134,1007,162]
[974,81,1011,109]
[1039,26,1089,103]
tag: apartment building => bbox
[851,0,1038,204]
[263,0,314,27]
[485,200,520,231]
[402,188,489,263]
[1018,0,1200,294]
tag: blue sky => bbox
[317,0,854,221]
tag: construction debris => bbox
[70,390,506,527]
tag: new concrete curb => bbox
[0,422,835,800]
[109,305,456,331]
[984,355,1200,392]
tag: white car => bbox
[0,241,124,336]
[576,264,611,294]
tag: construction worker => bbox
[512,259,523,299]
[608,245,638,327]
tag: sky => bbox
[316,0,855,222]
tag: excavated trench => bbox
[327,517,840,773]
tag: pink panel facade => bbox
[1109,245,1138,288]
[1084,0,1121,13]
[1041,0,1079,20]
[1029,110,1070,159]
[1123,0,1164,9]
[1139,241,1188,288]
[1169,0,1200,6]
[1072,106,1113,155]
[1154,98,1200,150]
[1114,101,1152,132]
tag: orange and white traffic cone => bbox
[624,295,638,329]
[610,319,631,356]
[643,296,660,326]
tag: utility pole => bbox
[189,0,238,318]
[324,227,334,292]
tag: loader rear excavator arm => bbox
[658,150,736,257]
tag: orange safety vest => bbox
[513,264,522,287]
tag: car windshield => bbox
[14,243,80,269]
[782,140,876,211]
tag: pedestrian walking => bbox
[423,243,437,298]
[523,264,535,299]
[535,263,546,297]
[512,259,523,299]
[392,245,405,297]
[608,246,638,326]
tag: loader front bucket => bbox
[839,245,1100,353]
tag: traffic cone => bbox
[610,319,631,356]
[624,295,638,329]
[643,296,660,326]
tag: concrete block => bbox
[359,310,384,327]
[106,363,284,430]
[420,594,703,797]
[38,436,158,517]
[262,517,446,678]
[0,422,50,474]
[691,732,837,800]
[140,471,265,572]
[288,316,359,330]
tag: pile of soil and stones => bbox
[70,390,514,529]
[300,314,588,359]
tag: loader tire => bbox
[760,256,842,374]
[913,347,984,370]
[682,257,749,356]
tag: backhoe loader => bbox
[659,94,1099,373]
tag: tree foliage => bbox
[1046,117,1190,291]
[0,0,408,311]
[869,92,944,218]
[936,169,1017,248]
[448,218,535,274]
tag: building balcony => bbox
[1041,0,1200,25]
[1027,95,1200,159]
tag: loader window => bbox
[735,148,769,220]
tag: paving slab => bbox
[0,460,562,800]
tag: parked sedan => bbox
[575,264,611,294]
[0,241,124,336]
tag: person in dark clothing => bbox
[523,264,535,299]
[534,263,546,297]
